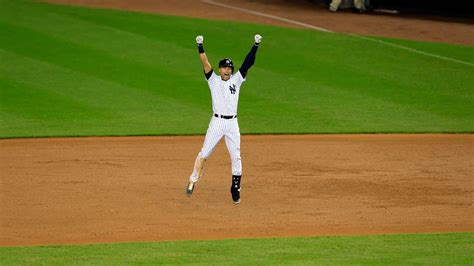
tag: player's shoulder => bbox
[206,70,218,81]
[233,70,246,81]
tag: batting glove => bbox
[254,34,262,44]
[196,35,204,45]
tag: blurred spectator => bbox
[330,0,366,12]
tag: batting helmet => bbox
[218,58,234,72]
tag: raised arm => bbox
[196,35,212,77]
[239,34,262,78]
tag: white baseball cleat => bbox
[186,181,195,197]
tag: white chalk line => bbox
[350,34,474,67]
[201,0,332,33]
[202,0,474,67]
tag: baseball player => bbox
[330,0,366,12]
[186,34,263,204]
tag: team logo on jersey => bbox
[229,84,236,94]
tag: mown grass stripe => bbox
[1,233,473,265]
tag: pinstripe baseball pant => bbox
[190,116,241,182]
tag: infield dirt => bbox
[1,135,473,246]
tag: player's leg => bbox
[187,117,225,196]
[200,117,226,161]
[224,133,242,176]
[329,0,342,11]
[354,0,365,11]
[190,117,225,183]
[189,153,206,183]
[224,119,242,204]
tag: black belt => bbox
[214,114,237,119]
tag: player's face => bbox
[219,67,233,81]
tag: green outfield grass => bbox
[1,0,473,137]
[1,233,473,265]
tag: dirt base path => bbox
[1,135,472,246]
[45,0,474,45]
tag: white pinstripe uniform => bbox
[190,70,246,183]
[188,34,261,203]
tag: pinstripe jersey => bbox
[207,70,246,116]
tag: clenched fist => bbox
[254,34,262,44]
[196,35,204,45]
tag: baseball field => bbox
[1,0,473,264]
